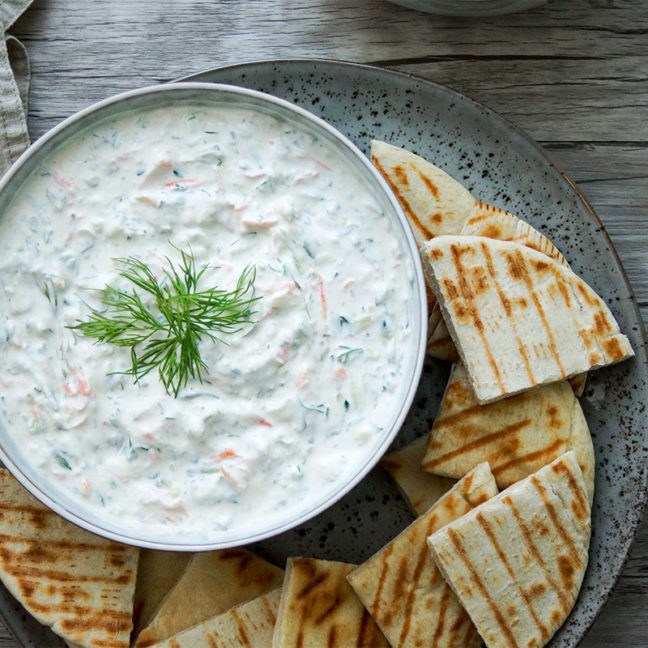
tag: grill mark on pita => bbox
[372,158,434,240]
[0,534,123,553]
[413,167,440,201]
[59,609,131,631]
[449,243,505,392]
[602,336,625,362]
[433,403,488,429]
[446,528,518,648]
[550,460,589,521]
[530,475,583,567]
[232,608,251,647]
[430,584,451,645]
[491,438,567,479]
[448,608,470,643]
[327,624,338,647]
[371,543,394,614]
[507,248,566,377]
[393,165,410,188]
[502,496,572,613]
[396,511,443,647]
[168,640,181,648]
[208,635,218,648]
[2,564,133,584]
[315,594,343,624]
[481,241,536,384]
[297,572,329,599]
[422,419,532,471]
[357,607,372,646]
[476,512,550,640]
[263,594,277,626]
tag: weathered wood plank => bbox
[9,0,648,140]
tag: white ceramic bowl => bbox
[0,83,427,550]
[386,0,546,16]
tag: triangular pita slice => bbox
[422,362,595,503]
[371,140,475,246]
[144,588,281,648]
[131,549,193,638]
[0,469,138,648]
[371,140,475,320]
[428,451,591,648]
[134,548,284,647]
[381,435,455,515]
[273,558,388,647]
[422,235,633,403]
[427,202,588,399]
[347,463,498,648]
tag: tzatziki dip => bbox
[0,89,420,541]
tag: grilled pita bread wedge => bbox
[428,451,591,648]
[422,361,595,503]
[134,548,284,647]
[0,469,138,648]
[427,202,587,395]
[371,140,475,320]
[347,462,498,648]
[428,201,568,361]
[422,235,633,403]
[371,140,475,246]
[381,435,455,515]
[273,558,388,647]
[131,549,193,639]
[145,588,281,648]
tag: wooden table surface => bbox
[3,0,647,646]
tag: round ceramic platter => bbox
[1,59,646,648]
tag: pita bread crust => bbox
[428,451,591,648]
[0,469,138,648]
[145,588,281,648]
[273,558,387,648]
[462,202,567,265]
[423,362,595,503]
[422,236,633,403]
[371,141,475,247]
[134,549,283,647]
[381,435,455,515]
[347,463,498,648]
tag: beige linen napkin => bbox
[0,0,33,175]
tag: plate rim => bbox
[181,56,648,642]
[0,56,645,648]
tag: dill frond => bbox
[73,248,259,397]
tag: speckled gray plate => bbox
[1,59,646,648]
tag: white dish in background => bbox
[386,0,546,16]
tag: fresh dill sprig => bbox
[72,248,259,397]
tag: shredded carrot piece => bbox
[52,171,75,193]
[258,418,273,427]
[221,466,239,488]
[318,275,328,320]
[164,178,198,188]
[80,477,91,495]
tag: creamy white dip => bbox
[0,97,416,539]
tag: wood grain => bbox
[3,0,647,646]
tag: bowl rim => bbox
[0,81,428,550]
